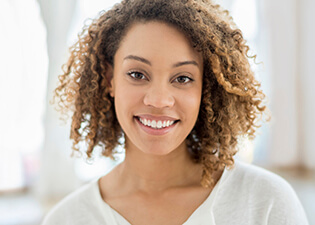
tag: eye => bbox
[127,71,147,80]
[174,76,193,84]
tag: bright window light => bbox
[0,0,48,191]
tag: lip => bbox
[135,114,179,121]
[134,116,179,136]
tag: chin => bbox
[138,143,184,157]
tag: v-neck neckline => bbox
[94,166,228,225]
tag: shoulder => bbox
[214,160,309,225]
[42,179,107,225]
[228,160,294,195]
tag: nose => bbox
[143,83,175,108]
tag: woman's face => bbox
[110,21,203,156]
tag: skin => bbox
[99,22,223,225]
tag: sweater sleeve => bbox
[41,180,111,225]
[212,161,309,225]
[266,177,309,225]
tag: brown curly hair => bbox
[54,0,268,188]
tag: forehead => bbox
[114,21,203,67]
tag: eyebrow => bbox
[124,55,151,66]
[123,55,199,68]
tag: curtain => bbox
[220,0,315,169]
[35,0,78,198]
[260,0,315,169]
[0,0,48,191]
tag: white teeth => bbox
[138,117,176,129]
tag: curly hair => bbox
[54,0,268,188]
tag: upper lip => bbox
[135,114,179,121]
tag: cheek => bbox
[113,82,143,121]
[189,96,201,117]
[115,85,143,105]
[187,85,202,109]
[177,88,202,122]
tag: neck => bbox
[116,141,203,194]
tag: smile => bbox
[134,116,179,135]
[138,117,175,129]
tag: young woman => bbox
[43,0,309,224]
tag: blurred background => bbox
[0,0,314,224]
